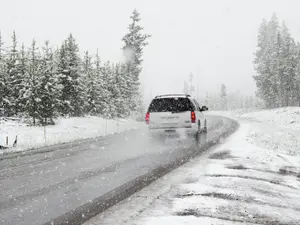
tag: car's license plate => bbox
[161,116,178,119]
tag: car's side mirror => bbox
[200,106,208,111]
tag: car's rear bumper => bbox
[148,124,198,136]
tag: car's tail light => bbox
[145,112,150,124]
[191,111,196,123]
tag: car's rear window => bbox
[148,98,195,112]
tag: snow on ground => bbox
[209,107,300,156]
[241,107,300,156]
[85,107,300,225]
[0,116,142,154]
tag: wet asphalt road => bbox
[0,115,232,225]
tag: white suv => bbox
[145,94,208,136]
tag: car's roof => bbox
[154,94,191,99]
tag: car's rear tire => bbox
[194,120,201,139]
[198,120,201,133]
[203,119,207,133]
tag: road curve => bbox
[0,115,238,225]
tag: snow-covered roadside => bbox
[0,116,143,154]
[241,107,300,156]
[84,108,300,225]
[209,107,300,156]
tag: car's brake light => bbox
[145,112,150,124]
[191,111,196,123]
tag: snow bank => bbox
[241,107,300,126]
[241,107,300,156]
[0,116,142,154]
[208,107,300,156]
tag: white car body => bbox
[145,94,208,136]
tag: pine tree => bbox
[276,31,285,107]
[101,61,114,118]
[17,43,28,114]
[122,9,151,112]
[58,34,85,116]
[267,14,281,108]
[290,41,298,106]
[83,51,98,115]
[110,63,122,118]
[94,50,109,115]
[111,63,133,118]
[109,63,119,118]
[295,43,300,106]
[279,22,297,106]
[113,63,131,118]
[24,39,41,125]
[0,31,6,116]
[12,35,27,115]
[37,41,61,125]
[253,19,268,105]
[57,41,70,115]
[67,34,85,116]
[5,31,19,116]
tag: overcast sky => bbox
[1,0,300,103]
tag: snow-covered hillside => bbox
[241,107,300,125]
[241,107,300,156]
[209,107,300,156]
[0,116,142,154]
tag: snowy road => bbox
[0,115,236,225]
